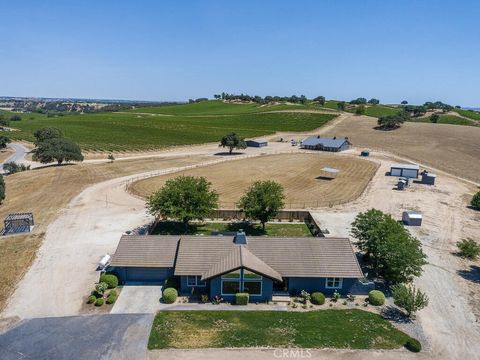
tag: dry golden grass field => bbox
[321,115,480,183]
[0,155,210,312]
[129,153,379,208]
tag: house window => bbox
[222,281,240,295]
[187,275,197,287]
[325,277,343,289]
[187,275,206,287]
[222,270,241,279]
[243,281,262,295]
[243,270,262,296]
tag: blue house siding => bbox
[287,277,358,295]
[209,270,273,303]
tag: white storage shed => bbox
[402,211,422,226]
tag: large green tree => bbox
[238,180,285,230]
[33,137,84,165]
[146,175,219,231]
[351,209,427,284]
[313,96,326,106]
[219,132,247,154]
[33,127,63,145]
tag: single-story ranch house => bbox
[300,136,351,152]
[109,232,365,302]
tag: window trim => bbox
[325,277,343,289]
[186,275,206,287]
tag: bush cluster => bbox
[457,238,480,259]
[99,274,118,289]
[471,191,480,210]
[310,292,325,305]
[95,298,104,307]
[162,288,178,304]
[106,290,118,304]
[235,292,249,305]
[368,290,385,306]
[87,295,96,304]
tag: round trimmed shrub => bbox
[311,292,326,305]
[109,290,117,297]
[87,295,96,304]
[405,338,421,352]
[106,292,117,304]
[94,298,104,307]
[162,288,178,304]
[99,274,118,289]
[368,290,385,306]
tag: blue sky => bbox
[1,1,479,106]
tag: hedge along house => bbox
[109,232,364,302]
[300,136,351,152]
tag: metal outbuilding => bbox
[301,136,351,152]
[421,171,436,185]
[390,163,420,178]
[402,211,422,226]
[246,139,268,148]
[4,212,34,235]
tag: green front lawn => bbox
[148,310,414,349]
[151,221,312,237]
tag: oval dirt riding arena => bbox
[129,153,379,208]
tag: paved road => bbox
[0,143,29,172]
[0,314,153,360]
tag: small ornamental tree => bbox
[33,137,84,165]
[392,284,429,318]
[0,136,10,149]
[238,180,285,230]
[471,191,480,210]
[219,132,247,154]
[457,238,480,259]
[147,175,219,231]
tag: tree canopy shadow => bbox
[457,265,480,284]
[381,305,412,324]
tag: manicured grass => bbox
[410,114,477,126]
[454,109,480,121]
[5,110,336,152]
[148,310,414,349]
[151,221,312,237]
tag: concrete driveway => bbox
[111,286,163,314]
[0,314,153,360]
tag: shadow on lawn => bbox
[151,221,267,236]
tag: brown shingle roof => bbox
[110,235,179,268]
[201,246,283,282]
[174,236,363,278]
